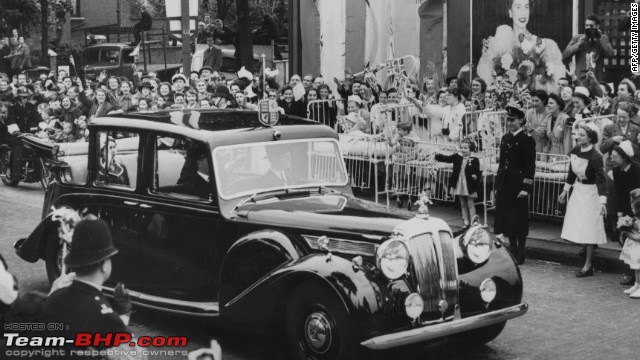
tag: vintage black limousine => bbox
[15,109,527,359]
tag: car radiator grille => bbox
[407,231,459,318]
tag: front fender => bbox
[219,230,305,307]
[221,252,403,340]
[15,214,56,263]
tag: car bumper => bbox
[360,303,528,350]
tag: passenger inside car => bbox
[175,144,212,199]
[97,136,130,186]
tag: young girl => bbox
[75,116,89,142]
[434,138,482,227]
[619,189,640,298]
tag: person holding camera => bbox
[562,14,615,96]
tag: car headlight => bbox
[376,238,409,280]
[461,227,492,264]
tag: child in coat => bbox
[619,188,640,298]
[434,138,482,227]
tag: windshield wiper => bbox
[228,186,344,219]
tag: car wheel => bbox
[454,321,506,346]
[285,284,356,360]
[45,234,64,284]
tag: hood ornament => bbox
[414,191,433,219]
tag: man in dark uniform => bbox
[494,106,536,265]
[6,87,41,178]
[42,219,132,357]
[176,145,213,199]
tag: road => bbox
[1,183,638,360]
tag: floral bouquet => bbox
[589,96,611,116]
[478,25,564,94]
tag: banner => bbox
[473,0,573,93]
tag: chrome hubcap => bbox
[304,312,332,354]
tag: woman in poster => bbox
[477,0,565,94]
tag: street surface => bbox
[1,183,639,360]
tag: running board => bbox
[102,286,219,317]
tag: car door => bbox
[131,132,227,313]
[88,128,144,289]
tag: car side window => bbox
[152,135,213,201]
[94,130,139,190]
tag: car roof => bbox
[90,109,338,148]
[85,43,132,50]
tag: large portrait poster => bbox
[472,0,574,93]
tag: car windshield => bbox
[84,47,121,65]
[213,139,349,200]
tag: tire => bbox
[45,234,65,284]
[454,321,506,346]
[285,283,356,360]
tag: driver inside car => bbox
[175,144,212,199]
[262,145,301,189]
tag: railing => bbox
[307,99,341,129]
[529,153,571,220]
[337,133,389,203]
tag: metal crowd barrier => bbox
[337,132,389,204]
[386,139,500,221]
[528,153,571,220]
[307,99,342,129]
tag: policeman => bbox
[494,106,536,265]
[42,219,132,353]
[6,87,41,178]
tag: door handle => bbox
[123,201,138,206]
[139,203,153,209]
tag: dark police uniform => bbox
[494,108,536,263]
[43,281,128,342]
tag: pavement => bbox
[361,192,627,274]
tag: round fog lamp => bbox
[480,278,497,303]
[404,293,424,319]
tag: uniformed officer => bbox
[6,87,41,178]
[494,106,536,265]
[42,219,132,354]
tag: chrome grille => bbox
[407,231,459,318]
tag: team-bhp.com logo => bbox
[4,332,189,358]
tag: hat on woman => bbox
[171,73,188,84]
[212,84,233,101]
[64,219,119,268]
[619,140,636,159]
[573,86,591,104]
[138,80,153,91]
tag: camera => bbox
[585,28,601,41]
